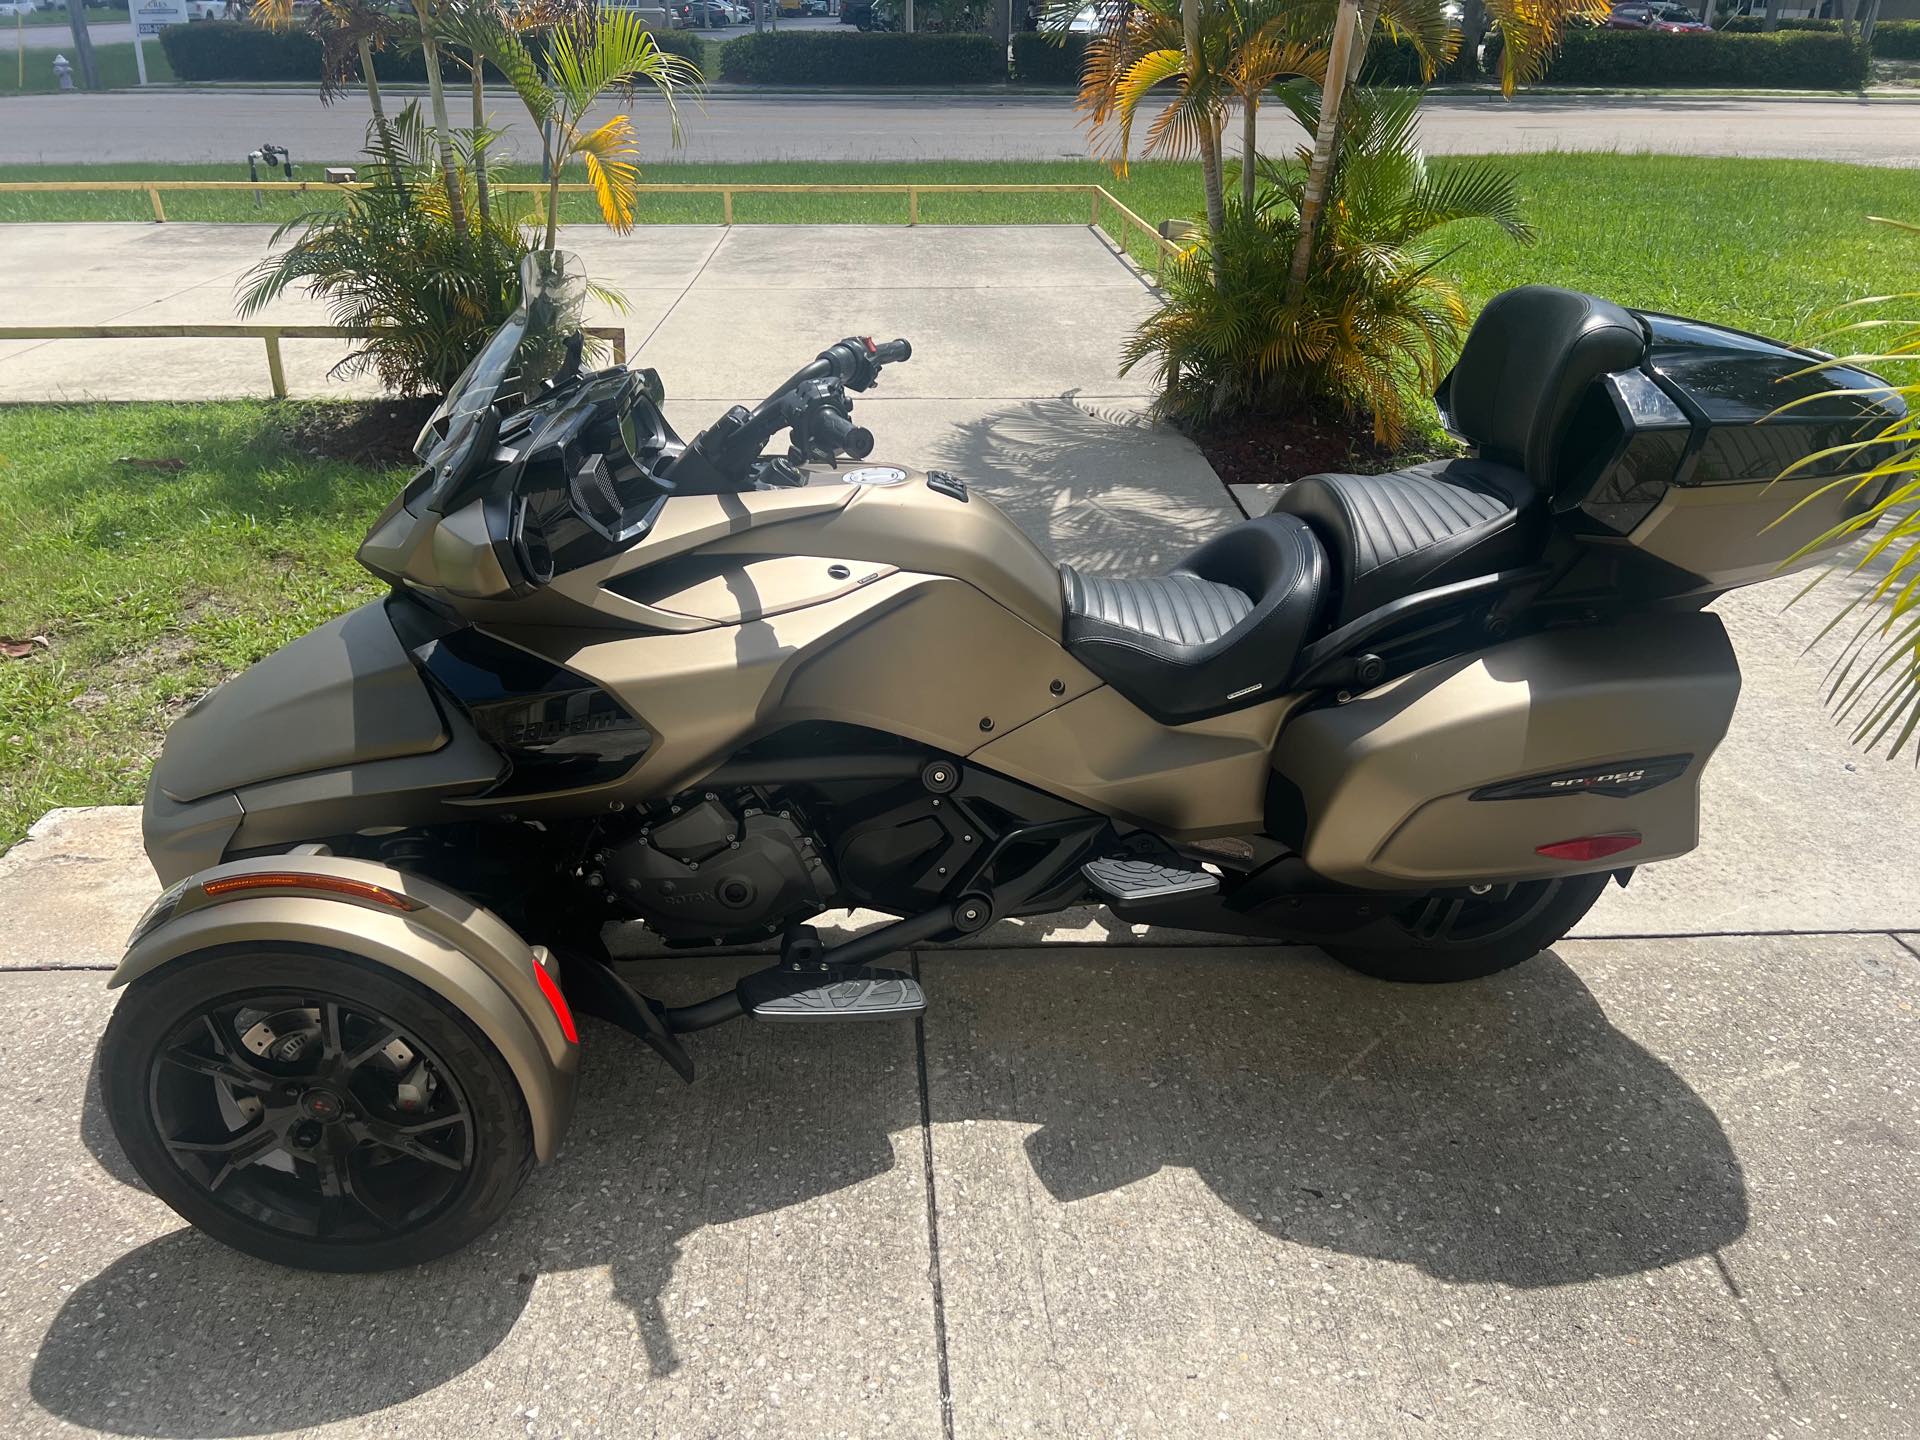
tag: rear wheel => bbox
[1322,872,1611,984]
[102,946,533,1271]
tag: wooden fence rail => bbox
[0,179,1185,276]
[0,323,627,400]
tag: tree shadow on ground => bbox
[37,946,1745,1435]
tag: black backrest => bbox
[1442,286,1647,498]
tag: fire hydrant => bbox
[53,54,73,92]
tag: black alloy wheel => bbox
[1322,872,1611,984]
[103,948,533,1271]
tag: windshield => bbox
[413,250,590,470]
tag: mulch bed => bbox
[1184,407,1407,489]
[280,398,440,468]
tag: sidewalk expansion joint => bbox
[910,950,956,1440]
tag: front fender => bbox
[111,855,579,1162]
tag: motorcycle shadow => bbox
[36,946,1744,1435]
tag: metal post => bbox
[146,185,166,223]
[263,332,287,399]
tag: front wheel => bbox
[1322,872,1611,984]
[102,946,534,1271]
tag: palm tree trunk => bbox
[1240,92,1256,210]
[1762,0,1780,30]
[545,132,564,250]
[1862,0,1882,45]
[358,37,405,191]
[1345,0,1382,85]
[1182,0,1225,247]
[412,3,469,237]
[1462,0,1487,71]
[358,37,387,124]
[471,54,491,230]
[1285,0,1361,306]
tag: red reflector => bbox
[200,872,420,910]
[1536,833,1642,862]
[531,959,580,1045]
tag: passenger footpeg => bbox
[1082,853,1220,905]
[736,927,926,1023]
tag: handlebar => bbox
[671,334,913,489]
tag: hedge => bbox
[1719,15,1920,54]
[719,31,1002,84]
[158,20,703,85]
[1011,31,1086,85]
[160,22,322,82]
[1508,27,1868,87]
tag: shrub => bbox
[160,21,320,81]
[719,31,1002,84]
[1500,27,1867,87]
[1011,31,1086,85]
[157,20,708,83]
[1359,35,1481,83]
[1870,20,1920,59]
[238,104,536,397]
[646,27,706,67]
[1125,85,1532,444]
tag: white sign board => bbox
[130,0,188,37]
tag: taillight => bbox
[1536,834,1641,862]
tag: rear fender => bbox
[111,855,579,1162]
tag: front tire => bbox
[102,946,534,1271]
[1322,872,1611,984]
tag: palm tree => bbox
[441,6,701,249]
[1123,83,1532,442]
[1078,0,1440,251]
[1778,217,1920,757]
[254,0,471,233]
[1285,0,1602,305]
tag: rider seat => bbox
[1059,515,1326,725]
[1058,287,1649,722]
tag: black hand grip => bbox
[811,406,874,460]
[873,338,912,365]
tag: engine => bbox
[600,795,837,943]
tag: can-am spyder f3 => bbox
[100,252,1902,1269]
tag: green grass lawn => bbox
[0,150,1916,846]
[0,37,173,92]
[0,403,391,846]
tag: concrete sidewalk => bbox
[2,223,1920,1438]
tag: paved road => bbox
[8,19,133,50]
[2,88,1919,164]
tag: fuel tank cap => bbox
[841,466,909,486]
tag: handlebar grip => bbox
[873,338,912,365]
[812,406,874,461]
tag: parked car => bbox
[184,0,231,18]
[1605,2,1711,30]
[0,1,39,16]
[675,0,747,22]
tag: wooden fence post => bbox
[146,185,166,223]
[263,332,287,399]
